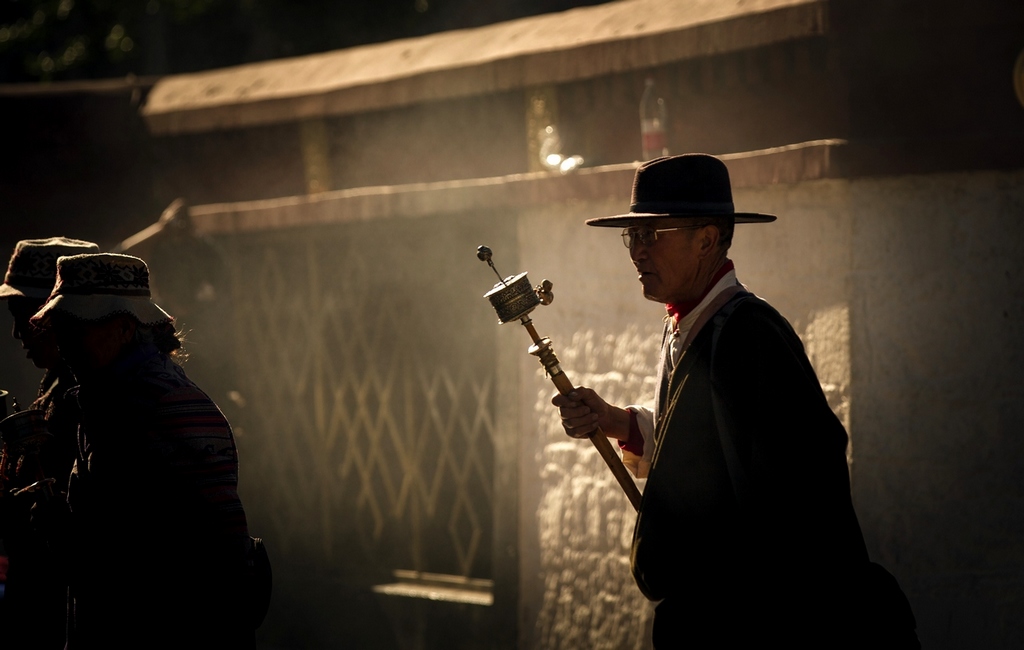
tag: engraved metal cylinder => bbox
[0,409,51,454]
[484,272,541,323]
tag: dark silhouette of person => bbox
[30,252,256,649]
[0,237,98,650]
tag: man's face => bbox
[7,296,60,370]
[627,221,709,304]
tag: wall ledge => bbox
[190,139,847,235]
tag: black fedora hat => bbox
[585,153,776,227]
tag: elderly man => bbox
[553,154,917,648]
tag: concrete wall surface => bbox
[847,170,1024,649]
[514,169,1024,649]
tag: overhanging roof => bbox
[142,0,826,135]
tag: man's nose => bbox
[629,241,649,262]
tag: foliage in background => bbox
[0,0,608,82]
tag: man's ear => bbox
[696,225,721,258]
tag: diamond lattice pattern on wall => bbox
[225,224,496,581]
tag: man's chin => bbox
[639,280,667,304]
[28,355,52,370]
[640,287,668,304]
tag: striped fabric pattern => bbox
[151,384,249,541]
[73,346,250,551]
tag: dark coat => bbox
[65,343,252,648]
[0,365,79,650]
[632,296,869,645]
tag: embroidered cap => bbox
[0,237,101,300]
[30,253,173,327]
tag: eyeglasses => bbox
[620,225,704,248]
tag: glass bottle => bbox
[640,77,669,160]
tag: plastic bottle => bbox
[639,77,669,160]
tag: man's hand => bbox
[551,387,631,441]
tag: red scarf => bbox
[665,260,734,323]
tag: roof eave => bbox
[143,0,827,135]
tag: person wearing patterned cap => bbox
[30,253,255,648]
[0,236,98,650]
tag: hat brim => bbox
[0,283,54,300]
[1,285,24,299]
[31,294,173,328]
[586,211,776,227]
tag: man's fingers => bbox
[561,417,598,438]
[553,386,603,438]
[551,393,576,408]
[561,413,598,427]
[560,412,599,438]
[557,405,590,419]
[552,390,586,407]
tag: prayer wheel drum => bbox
[483,272,542,324]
